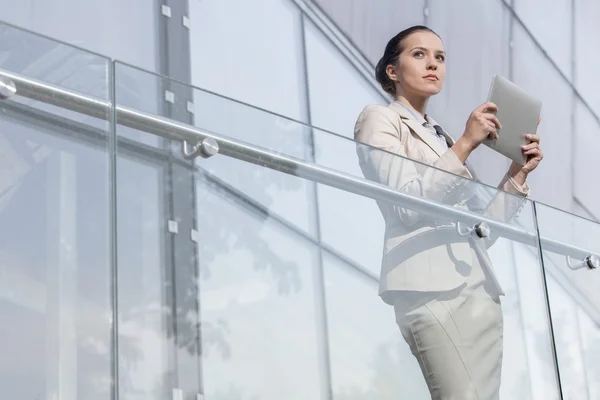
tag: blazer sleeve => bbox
[354,105,473,226]
[479,173,530,248]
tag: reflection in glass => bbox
[0,22,112,400]
[0,88,111,400]
[197,171,324,400]
[323,252,429,399]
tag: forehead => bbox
[402,31,444,51]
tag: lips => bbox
[424,75,438,80]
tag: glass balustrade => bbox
[0,23,598,400]
[0,21,113,400]
[536,203,600,400]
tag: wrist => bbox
[451,136,475,164]
[457,135,477,152]
[508,163,528,185]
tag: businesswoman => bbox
[354,26,543,400]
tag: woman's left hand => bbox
[518,133,544,174]
[508,117,544,183]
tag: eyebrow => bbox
[410,46,446,54]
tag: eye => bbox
[413,50,424,58]
[436,54,446,62]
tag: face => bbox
[386,30,446,98]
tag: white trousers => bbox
[394,257,504,400]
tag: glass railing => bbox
[536,203,600,400]
[0,21,113,400]
[1,21,599,400]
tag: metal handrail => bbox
[0,69,598,264]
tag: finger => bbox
[526,134,540,143]
[524,148,542,156]
[484,121,498,136]
[476,102,498,114]
[521,142,539,151]
[486,126,499,140]
[482,113,502,129]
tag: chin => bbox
[418,87,442,97]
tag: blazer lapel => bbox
[388,102,474,180]
[388,102,448,157]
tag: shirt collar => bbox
[393,100,443,128]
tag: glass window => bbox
[313,0,425,64]
[189,0,308,122]
[197,173,325,400]
[514,0,572,78]
[0,0,158,72]
[574,0,600,116]
[304,18,386,136]
[427,0,512,187]
[513,23,574,211]
[323,253,430,399]
[573,98,600,218]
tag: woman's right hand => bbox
[451,102,502,164]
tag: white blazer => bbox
[354,102,529,305]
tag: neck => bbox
[395,95,428,116]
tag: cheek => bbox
[401,64,422,84]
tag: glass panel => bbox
[115,62,316,237]
[546,276,587,399]
[316,132,559,399]
[323,253,429,399]
[114,63,323,399]
[0,24,112,400]
[304,18,386,136]
[573,98,600,219]
[535,202,600,400]
[427,0,512,187]
[114,65,200,399]
[189,0,308,122]
[197,172,325,400]
[574,0,600,116]
[514,0,572,78]
[513,22,574,211]
[0,1,159,71]
[111,58,561,398]
[578,307,600,399]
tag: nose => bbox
[426,61,437,71]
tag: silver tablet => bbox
[484,75,542,165]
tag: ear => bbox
[385,64,398,82]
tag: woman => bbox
[354,26,543,399]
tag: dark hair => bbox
[375,25,440,96]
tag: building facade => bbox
[0,0,599,399]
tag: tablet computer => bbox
[484,75,542,164]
